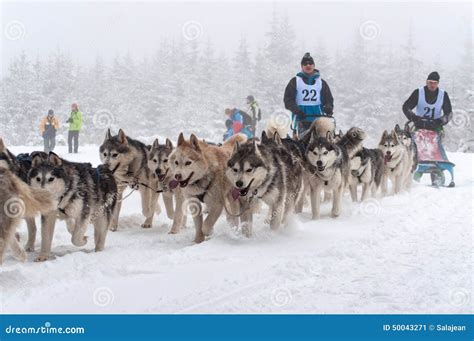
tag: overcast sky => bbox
[0,1,471,76]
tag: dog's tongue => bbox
[169,179,179,189]
[384,154,392,164]
[231,188,241,200]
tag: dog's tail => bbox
[266,116,290,139]
[223,133,247,147]
[309,117,335,138]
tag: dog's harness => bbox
[192,176,213,203]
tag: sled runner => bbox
[411,126,455,187]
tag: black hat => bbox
[427,71,440,82]
[301,52,314,65]
[246,95,255,102]
[48,109,54,115]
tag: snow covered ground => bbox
[0,145,472,314]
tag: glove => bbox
[438,112,453,126]
[66,118,72,124]
[323,105,333,116]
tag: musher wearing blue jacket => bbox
[284,52,334,135]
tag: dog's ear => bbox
[379,130,388,145]
[189,134,201,151]
[261,130,268,143]
[273,132,282,145]
[404,123,411,133]
[177,133,185,146]
[233,141,240,154]
[326,131,334,143]
[31,153,43,168]
[309,130,316,144]
[152,138,160,149]
[48,152,62,167]
[146,145,152,152]
[165,138,173,149]
[394,124,401,134]
[0,138,5,152]
[339,129,343,136]
[118,129,128,145]
[104,128,112,142]
[391,130,400,144]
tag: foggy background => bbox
[0,1,472,150]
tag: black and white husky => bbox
[28,153,117,261]
[378,130,411,195]
[226,132,304,233]
[304,133,350,219]
[348,147,385,201]
[147,138,186,234]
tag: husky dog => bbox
[100,129,155,230]
[333,129,344,143]
[335,127,367,158]
[169,133,246,243]
[378,130,411,195]
[0,139,45,251]
[394,124,418,189]
[0,167,55,264]
[147,138,186,234]
[28,153,117,261]
[226,132,304,234]
[304,133,349,219]
[348,148,385,202]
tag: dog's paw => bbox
[331,210,341,218]
[109,225,118,232]
[202,225,213,236]
[71,236,88,247]
[168,226,180,234]
[194,232,205,243]
[15,250,27,262]
[34,254,49,262]
[141,223,152,228]
[25,244,35,252]
[95,246,105,252]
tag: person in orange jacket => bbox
[40,109,60,153]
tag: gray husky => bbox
[394,124,418,189]
[100,129,155,230]
[28,153,117,261]
[226,132,304,233]
[348,147,385,201]
[378,130,411,195]
[147,138,186,234]
[304,133,350,219]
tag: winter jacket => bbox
[284,69,334,121]
[402,86,452,130]
[40,116,60,137]
[248,100,262,122]
[68,110,83,131]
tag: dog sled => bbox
[408,121,455,188]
